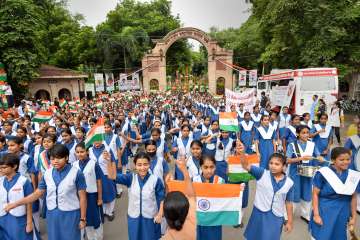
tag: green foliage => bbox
[210,0,360,78]
[0,0,46,95]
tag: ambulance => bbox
[257,68,338,114]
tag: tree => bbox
[0,0,46,96]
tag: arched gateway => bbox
[142,27,233,95]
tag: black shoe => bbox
[116,192,122,199]
[301,216,309,224]
[107,214,115,222]
[233,223,243,228]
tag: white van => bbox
[257,68,338,115]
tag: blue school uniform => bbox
[73,159,103,229]
[193,175,224,240]
[239,120,254,154]
[38,164,87,240]
[285,141,321,203]
[0,173,34,240]
[89,145,117,204]
[149,156,169,183]
[278,113,290,137]
[311,124,332,160]
[214,137,233,181]
[254,125,276,169]
[309,166,360,240]
[250,113,261,127]
[172,136,192,180]
[202,130,219,157]
[282,125,297,147]
[63,140,77,164]
[116,173,165,240]
[344,134,360,170]
[244,166,294,240]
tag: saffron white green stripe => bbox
[219,112,239,132]
[85,125,105,148]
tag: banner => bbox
[119,73,129,91]
[105,73,114,92]
[131,73,140,90]
[270,81,295,107]
[94,73,104,92]
[238,70,247,86]
[85,83,95,95]
[248,69,258,86]
[225,88,256,112]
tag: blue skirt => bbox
[0,214,33,240]
[244,207,284,240]
[309,197,350,240]
[101,174,116,203]
[197,225,222,240]
[47,208,81,240]
[86,192,103,229]
[127,215,161,240]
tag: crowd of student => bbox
[0,91,359,240]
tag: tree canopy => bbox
[210,0,360,78]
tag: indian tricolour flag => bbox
[33,111,52,123]
[228,154,259,182]
[96,101,103,109]
[167,181,243,226]
[59,99,67,108]
[85,118,105,148]
[219,112,239,132]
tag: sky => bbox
[67,0,252,49]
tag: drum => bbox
[297,165,320,177]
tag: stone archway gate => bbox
[142,27,233,94]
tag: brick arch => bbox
[142,27,233,95]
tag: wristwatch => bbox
[80,218,86,223]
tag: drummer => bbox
[286,125,324,222]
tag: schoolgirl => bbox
[115,152,165,240]
[73,142,104,240]
[0,153,35,240]
[278,106,291,138]
[309,147,360,240]
[250,105,262,127]
[237,103,245,122]
[193,155,224,240]
[281,114,301,153]
[4,144,87,240]
[301,112,313,129]
[214,130,234,180]
[172,125,193,180]
[103,121,123,196]
[311,113,333,160]
[254,115,277,169]
[344,122,360,213]
[61,128,77,164]
[145,140,170,183]
[202,120,220,156]
[239,112,255,154]
[16,127,34,155]
[285,125,323,221]
[242,153,294,240]
[88,140,117,221]
[75,127,86,143]
[228,140,250,227]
